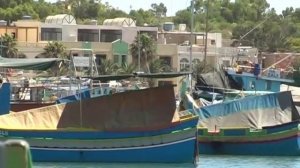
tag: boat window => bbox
[266,81,272,90]
[180,58,189,71]
[250,81,256,90]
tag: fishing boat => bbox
[0,85,199,163]
[188,91,300,156]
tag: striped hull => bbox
[0,126,198,163]
[30,137,196,163]
[198,121,300,156]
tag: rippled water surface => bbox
[35,155,300,168]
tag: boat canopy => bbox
[0,86,179,131]
[194,91,300,131]
[0,57,61,70]
[89,72,191,82]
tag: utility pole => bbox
[189,0,195,90]
[190,0,194,72]
[0,40,2,57]
[138,30,141,72]
[204,0,209,65]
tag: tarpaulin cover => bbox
[194,91,300,131]
[0,86,179,131]
[0,57,60,70]
[0,83,10,115]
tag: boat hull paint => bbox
[199,135,300,156]
[0,117,198,139]
[30,137,197,163]
[198,122,300,156]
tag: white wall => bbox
[62,25,77,42]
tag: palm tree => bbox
[42,41,67,58]
[130,33,156,73]
[37,42,68,76]
[0,33,18,58]
[192,61,214,81]
[149,58,172,73]
[147,58,173,87]
[117,63,136,74]
[97,59,118,75]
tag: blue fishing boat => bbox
[0,85,199,163]
[190,91,300,156]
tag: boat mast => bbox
[189,0,194,90]
[204,0,209,65]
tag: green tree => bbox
[117,63,136,74]
[97,59,118,75]
[43,41,67,58]
[0,33,18,58]
[37,41,68,76]
[129,9,158,26]
[149,58,172,73]
[192,61,214,81]
[130,33,156,73]
[151,3,167,17]
[32,0,58,20]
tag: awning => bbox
[88,72,191,81]
[0,57,61,70]
[136,72,191,78]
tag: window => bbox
[211,40,216,45]
[140,31,157,41]
[192,59,200,68]
[160,56,172,67]
[95,54,106,66]
[41,28,62,41]
[250,81,256,90]
[222,60,230,67]
[114,55,119,64]
[180,58,190,71]
[11,32,16,39]
[78,29,99,42]
[121,55,127,65]
[100,30,122,42]
[158,81,173,86]
[266,81,272,90]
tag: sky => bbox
[46,0,300,17]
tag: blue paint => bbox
[0,83,10,115]
[196,91,292,119]
[1,117,198,139]
[56,89,91,104]
[223,129,246,136]
[226,69,293,92]
[264,121,299,134]
[198,122,300,156]
[30,137,196,163]
[199,135,300,156]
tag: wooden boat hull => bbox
[0,116,199,163]
[198,121,300,156]
[0,127,197,163]
[30,136,196,163]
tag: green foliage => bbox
[117,63,136,74]
[129,9,158,26]
[97,59,118,75]
[149,59,172,73]
[292,57,300,86]
[0,0,300,53]
[150,3,167,17]
[173,0,300,52]
[130,33,156,73]
[43,41,67,58]
[192,61,214,81]
[0,33,18,58]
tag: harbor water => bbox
[35,155,300,168]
